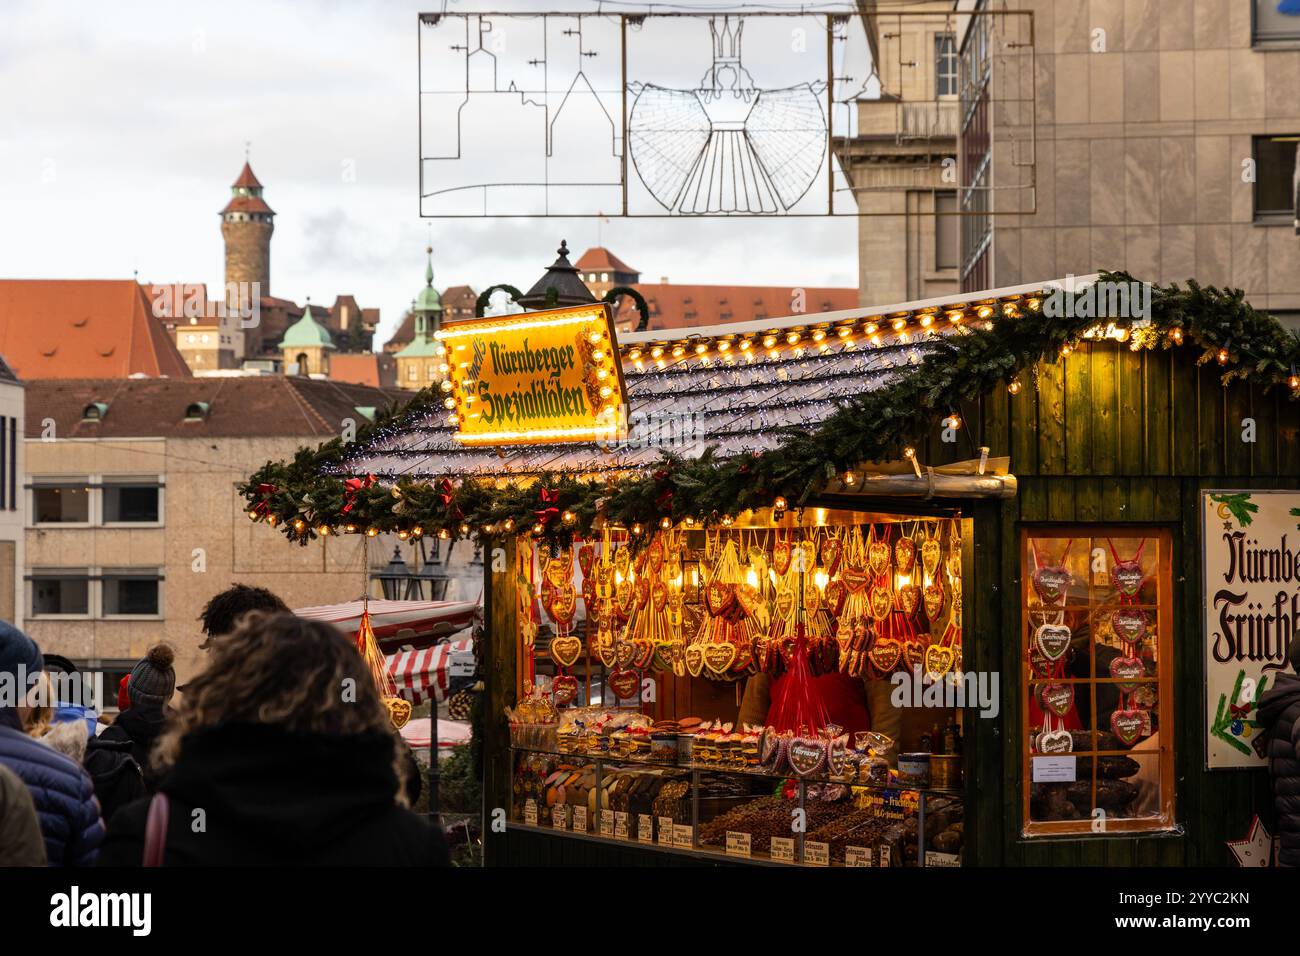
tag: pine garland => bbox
[240,274,1300,547]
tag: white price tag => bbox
[638,815,654,844]
[804,840,829,867]
[523,799,538,826]
[725,831,752,858]
[672,823,693,849]
[925,851,962,867]
[572,806,588,832]
[770,836,796,863]
[657,816,674,846]
[845,846,873,867]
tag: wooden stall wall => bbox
[952,342,1300,866]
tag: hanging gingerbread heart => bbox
[1110,607,1147,644]
[867,536,892,578]
[582,576,597,611]
[735,584,762,619]
[651,580,668,612]
[651,640,677,674]
[868,637,901,673]
[632,637,655,670]
[825,578,846,615]
[615,581,635,618]
[647,539,664,575]
[821,537,844,575]
[772,538,792,576]
[1038,682,1074,718]
[787,737,827,777]
[869,583,893,621]
[1110,709,1147,746]
[835,619,854,656]
[760,728,788,769]
[1032,565,1071,604]
[774,586,794,619]
[703,642,737,675]
[549,584,577,625]
[549,635,582,668]
[1109,655,1145,693]
[577,543,595,576]
[608,669,640,701]
[706,581,734,617]
[803,581,823,616]
[634,577,650,610]
[614,640,636,669]
[902,638,927,671]
[614,546,630,577]
[894,536,916,575]
[598,637,618,669]
[545,556,569,589]
[841,567,870,593]
[946,549,961,582]
[684,644,705,677]
[552,675,579,706]
[1035,729,1074,754]
[1034,623,1072,662]
[924,644,956,681]
[1110,559,1144,598]
[898,583,921,616]
[921,534,942,578]
[923,581,945,619]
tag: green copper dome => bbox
[414,247,443,315]
[279,305,336,349]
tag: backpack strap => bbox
[143,791,170,867]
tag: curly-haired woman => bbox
[97,613,449,866]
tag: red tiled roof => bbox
[575,247,639,276]
[232,162,263,189]
[0,280,193,379]
[328,352,396,389]
[220,194,274,216]
[26,377,408,439]
[608,283,859,331]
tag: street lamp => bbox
[374,546,414,600]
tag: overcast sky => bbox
[0,0,860,346]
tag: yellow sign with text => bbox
[435,303,627,445]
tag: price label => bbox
[600,811,615,837]
[925,851,961,867]
[551,804,567,829]
[770,836,796,863]
[725,831,752,858]
[572,806,588,832]
[845,846,873,867]
[878,843,892,867]
[804,840,829,867]
[638,815,654,844]
[523,799,538,826]
[657,816,674,846]
[672,824,693,849]
[615,811,630,840]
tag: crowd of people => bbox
[0,584,450,867]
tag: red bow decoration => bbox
[1229,702,1253,718]
[534,487,560,525]
[437,478,455,507]
[252,483,277,517]
[341,474,376,514]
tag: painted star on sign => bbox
[1227,815,1272,866]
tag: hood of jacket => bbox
[111,704,167,747]
[1258,671,1300,730]
[160,721,404,852]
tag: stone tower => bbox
[220,160,274,327]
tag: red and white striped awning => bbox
[386,638,472,705]
[294,599,480,651]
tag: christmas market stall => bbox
[243,260,1300,867]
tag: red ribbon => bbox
[341,474,376,514]
[534,487,560,525]
[252,483,276,517]
[437,478,455,507]
[1229,702,1252,718]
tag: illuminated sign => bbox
[435,303,627,445]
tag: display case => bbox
[509,744,965,867]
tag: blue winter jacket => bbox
[0,708,104,865]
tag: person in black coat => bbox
[97,612,449,866]
[1258,636,1300,868]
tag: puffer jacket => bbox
[1257,671,1300,867]
[0,708,104,865]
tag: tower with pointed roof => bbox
[220,159,274,317]
[396,248,445,391]
[279,303,335,377]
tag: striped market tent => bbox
[386,638,473,705]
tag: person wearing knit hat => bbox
[86,644,175,824]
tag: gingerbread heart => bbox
[549,584,577,625]
[634,578,650,610]
[545,556,569,589]
[614,546,630,578]
[1111,560,1144,597]
[549,635,582,668]
[607,669,640,701]
[921,537,942,577]
[1109,655,1145,693]
[868,638,901,673]
[1035,728,1073,754]
[614,640,636,669]
[946,550,961,582]
[774,587,795,619]
[615,581,635,617]
[577,543,595,576]
[867,538,892,578]
[903,639,926,671]
[632,637,654,670]
[835,620,854,655]
[735,584,762,619]
[924,644,956,681]
[684,644,705,677]
[828,737,854,778]
[552,675,579,706]
[1039,682,1074,718]
[1110,608,1147,644]
[703,642,737,675]
[772,540,792,576]
[894,536,916,575]
[760,728,788,768]
[706,581,734,617]
[869,584,893,621]
[1035,623,1072,662]
[841,567,870,594]
[385,697,412,730]
[651,580,668,612]
[651,641,677,674]
[898,583,921,616]
[825,579,846,615]
[598,640,618,668]
[647,540,664,575]
[923,582,944,619]
[821,538,843,575]
[1111,709,1147,746]
[803,582,822,616]
[1032,566,1071,604]
[787,737,827,777]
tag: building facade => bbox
[0,358,22,627]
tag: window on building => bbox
[407,365,417,381]
[102,572,161,617]
[1253,135,1299,220]
[31,572,90,616]
[296,353,309,376]
[600,273,609,282]
[102,480,162,523]
[1020,528,1175,837]
[32,481,91,523]
[935,190,959,270]
[936,33,958,97]
[426,364,437,380]
[1254,0,1300,45]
